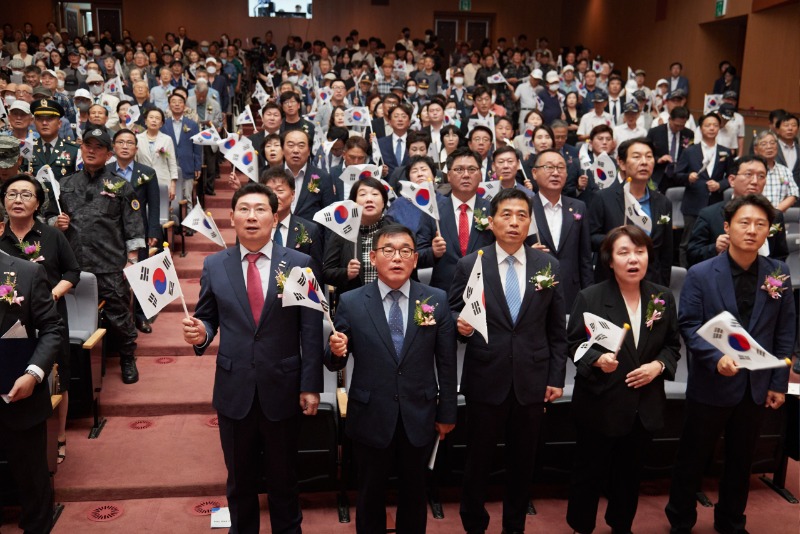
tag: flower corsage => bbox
[645,293,666,330]
[0,272,24,306]
[761,268,789,299]
[157,146,169,157]
[658,214,671,225]
[530,263,558,291]
[769,223,782,237]
[17,241,45,263]
[102,179,125,197]
[275,269,287,298]
[294,224,313,248]
[307,174,321,194]
[414,297,437,326]
[473,207,490,231]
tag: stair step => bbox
[136,312,217,356]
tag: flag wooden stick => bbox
[179,293,191,320]
[612,323,631,359]
[324,308,337,335]
[428,437,440,470]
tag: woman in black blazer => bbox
[566,225,681,534]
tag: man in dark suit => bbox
[370,93,401,139]
[282,130,336,221]
[377,102,413,176]
[590,139,673,286]
[775,114,799,186]
[674,112,732,267]
[647,105,693,191]
[108,129,162,333]
[668,62,690,96]
[330,136,370,202]
[528,149,593,309]
[417,147,496,292]
[563,124,615,207]
[161,93,201,215]
[449,187,568,534]
[666,194,795,534]
[0,254,64,534]
[325,223,457,533]
[261,167,323,278]
[687,155,788,267]
[552,120,581,190]
[182,182,323,534]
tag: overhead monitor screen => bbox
[249,0,313,18]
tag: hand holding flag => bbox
[574,313,628,362]
[696,311,792,371]
[313,200,363,243]
[281,266,335,333]
[124,244,186,320]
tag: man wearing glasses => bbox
[326,223,457,534]
[417,147,496,292]
[753,130,798,212]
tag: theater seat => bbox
[64,272,107,437]
[670,266,688,313]
[417,267,433,286]
[665,187,685,229]
[786,233,800,287]
[158,182,176,251]
[784,207,800,236]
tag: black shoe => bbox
[184,229,195,236]
[136,318,152,334]
[121,357,139,384]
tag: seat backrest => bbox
[670,266,687,313]
[321,319,338,394]
[417,267,433,286]
[785,234,800,286]
[665,187,685,228]
[158,182,171,225]
[723,188,733,202]
[785,208,800,236]
[64,271,99,340]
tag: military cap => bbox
[30,98,65,118]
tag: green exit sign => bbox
[715,0,728,17]
[460,0,471,11]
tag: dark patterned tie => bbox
[388,290,404,360]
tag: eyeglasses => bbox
[376,246,415,259]
[5,191,35,202]
[535,164,567,173]
[115,140,136,147]
[736,172,767,180]
[450,166,480,175]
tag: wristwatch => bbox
[25,369,43,384]
[656,360,666,375]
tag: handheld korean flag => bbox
[181,201,226,248]
[104,76,123,96]
[191,127,221,146]
[627,66,635,81]
[252,81,269,109]
[313,200,362,243]
[0,98,8,127]
[125,104,140,127]
[314,87,333,108]
[281,266,335,333]
[475,180,502,202]
[703,93,723,114]
[623,180,652,233]
[574,313,628,362]
[398,180,440,230]
[236,106,256,129]
[19,136,35,161]
[486,72,507,85]
[370,133,383,165]
[592,152,618,190]
[124,246,185,320]
[578,142,592,171]
[344,107,371,127]
[341,164,382,184]
[592,60,602,73]
[34,165,61,214]
[460,250,488,342]
[696,311,792,371]
[225,141,259,182]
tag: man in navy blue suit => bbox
[417,147,496,292]
[182,182,323,534]
[326,223,458,533]
[161,92,201,216]
[378,102,413,176]
[282,130,336,221]
[665,194,795,534]
[668,62,690,96]
[449,187,567,534]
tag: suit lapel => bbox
[559,198,576,252]
[517,249,539,321]
[602,282,639,366]
[223,248,256,330]
[399,282,424,361]
[467,197,490,252]
[531,195,555,251]
[439,199,459,252]
[749,257,769,331]
[715,254,740,322]
[364,282,399,361]
[483,247,514,326]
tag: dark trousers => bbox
[567,418,651,533]
[95,272,137,359]
[352,418,429,534]
[204,145,218,193]
[460,392,545,533]
[217,396,302,534]
[665,392,765,533]
[0,418,53,534]
[678,214,697,268]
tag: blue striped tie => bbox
[505,256,521,323]
[388,290,404,360]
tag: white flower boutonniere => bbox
[530,263,558,291]
[658,215,671,225]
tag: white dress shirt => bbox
[625,297,642,348]
[700,141,717,178]
[779,139,797,172]
[285,163,308,212]
[496,243,526,302]
[539,193,563,250]
[451,195,477,237]
[391,132,407,163]
[377,278,411,336]
[239,241,273,301]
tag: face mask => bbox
[407,86,417,94]
[207,66,217,74]
[87,69,99,75]
[93,49,102,56]
[288,76,298,84]
[454,77,464,86]
[88,36,96,43]
[58,47,65,54]
[90,84,104,96]
[116,46,124,53]
[200,46,209,53]
[4,95,16,106]
[76,101,91,112]
[57,79,65,88]
[220,59,227,65]
[549,83,560,91]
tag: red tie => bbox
[458,204,469,256]
[246,253,264,323]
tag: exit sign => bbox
[460,0,471,11]
[715,0,728,17]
